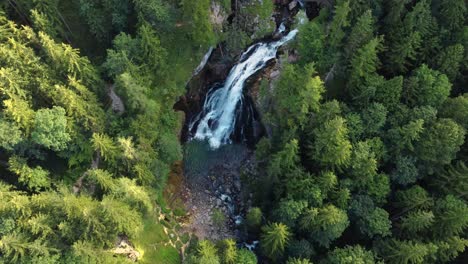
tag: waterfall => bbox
[189,29,298,149]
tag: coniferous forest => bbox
[0,0,467,263]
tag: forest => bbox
[0,0,467,263]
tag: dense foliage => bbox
[0,0,467,263]
[248,0,468,263]
[0,0,211,262]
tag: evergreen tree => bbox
[300,205,349,248]
[261,222,291,259]
[375,239,437,264]
[323,245,377,264]
[400,210,434,235]
[433,195,468,238]
[415,118,465,166]
[436,0,467,32]
[328,0,351,52]
[344,10,375,62]
[236,248,257,264]
[311,116,352,169]
[439,94,468,129]
[221,239,237,264]
[430,161,468,199]
[403,64,451,108]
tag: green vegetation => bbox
[249,0,468,263]
[1,0,467,263]
[0,0,208,263]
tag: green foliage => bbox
[415,118,465,165]
[212,209,226,228]
[394,186,433,212]
[328,0,351,52]
[236,248,257,264]
[286,239,315,260]
[31,107,71,151]
[261,222,291,259]
[433,44,464,81]
[436,0,467,32]
[2,0,468,263]
[348,37,383,104]
[434,236,468,263]
[245,207,262,232]
[350,196,391,238]
[391,156,419,186]
[272,200,308,228]
[323,245,377,264]
[274,64,325,130]
[181,0,216,47]
[220,239,237,264]
[400,210,434,235]
[439,94,468,129]
[78,0,131,42]
[375,239,437,264]
[9,156,51,191]
[286,258,312,264]
[344,10,375,63]
[0,118,23,150]
[404,64,451,108]
[311,116,352,169]
[91,133,118,163]
[300,205,349,248]
[433,195,468,237]
[297,21,325,68]
[430,161,468,199]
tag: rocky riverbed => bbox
[181,141,255,241]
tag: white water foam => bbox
[190,29,298,148]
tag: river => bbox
[182,26,298,244]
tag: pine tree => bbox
[375,239,437,264]
[221,239,237,264]
[297,21,325,69]
[430,161,468,199]
[433,195,468,238]
[403,64,451,108]
[435,236,468,263]
[344,10,375,62]
[274,64,325,130]
[323,245,376,264]
[328,0,351,52]
[286,258,312,264]
[432,44,464,81]
[236,248,257,264]
[348,37,383,103]
[400,210,434,234]
[261,222,291,259]
[415,118,465,166]
[197,240,220,264]
[439,94,468,129]
[31,106,71,151]
[436,0,467,32]
[8,156,51,191]
[181,0,216,47]
[394,186,433,212]
[301,205,349,248]
[311,117,352,169]
[91,133,118,163]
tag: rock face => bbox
[108,84,125,114]
[113,236,140,262]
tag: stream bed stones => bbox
[182,141,254,241]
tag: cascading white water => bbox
[190,29,298,149]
